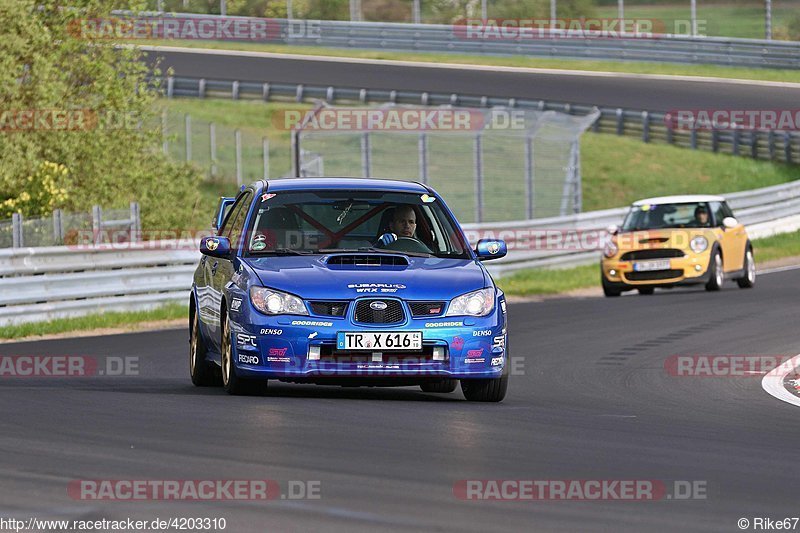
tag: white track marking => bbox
[138,45,800,89]
[761,353,800,408]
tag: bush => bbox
[0,0,201,229]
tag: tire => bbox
[705,249,724,291]
[221,312,266,396]
[461,365,508,402]
[602,276,622,297]
[190,309,218,386]
[737,248,756,289]
[637,287,655,295]
[420,379,458,393]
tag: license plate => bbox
[337,331,422,351]
[633,259,671,272]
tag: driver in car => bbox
[694,205,710,227]
[377,205,417,246]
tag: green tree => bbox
[0,0,201,230]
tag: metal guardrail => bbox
[119,12,800,69]
[3,179,800,325]
[162,76,800,165]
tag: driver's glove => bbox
[378,232,397,246]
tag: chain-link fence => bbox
[290,104,599,223]
[0,204,140,248]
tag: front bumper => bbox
[601,250,712,287]
[229,306,508,381]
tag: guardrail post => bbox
[733,126,740,155]
[232,80,240,100]
[52,209,63,245]
[359,89,367,104]
[262,137,270,180]
[262,82,270,101]
[360,132,372,177]
[418,133,428,185]
[92,205,102,245]
[161,108,168,154]
[768,130,776,160]
[711,128,719,152]
[750,132,758,159]
[784,132,792,164]
[235,129,243,186]
[616,108,624,135]
[525,135,535,219]
[296,84,304,102]
[641,111,650,143]
[413,0,420,23]
[12,213,23,248]
[166,76,174,98]
[209,122,217,177]
[690,128,698,150]
[130,202,140,243]
[198,78,206,98]
[291,131,300,178]
[184,114,192,161]
[326,86,335,103]
[474,133,483,224]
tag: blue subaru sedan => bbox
[190,178,509,401]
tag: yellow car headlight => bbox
[689,236,708,253]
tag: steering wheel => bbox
[382,236,433,254]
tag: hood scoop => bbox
[324,254,409,270]
[638,237,669,244]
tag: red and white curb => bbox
[762,353,800,408]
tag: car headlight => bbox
[690,236,708,253]
[446,288,495,317]
[603,240,619,258]
[249,287,308,316]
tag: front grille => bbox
[621,249,685,261]
[409,301,446,317]
[625,269,683,281]
[309,301,349,317]
[354,299,405,324]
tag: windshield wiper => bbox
[251,248,316,255]
[319,247,433,258]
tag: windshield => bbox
[621,202,713,231]
[244,189,470,259]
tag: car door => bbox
[208,190,253,352]
[711,201,745,272]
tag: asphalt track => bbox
[145,47,800,112]
[1,268,798,532]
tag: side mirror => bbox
[607,224,620,236]
[722,217,738,229]
[212,196,236,232]
[200,236,231,258]
[475,239,507,261]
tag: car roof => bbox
[632,194,726,206]
[261,177,429,194]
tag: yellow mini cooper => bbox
[600,195,756,297]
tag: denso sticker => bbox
[425,321,464,328]
[473,330,492,337]
[260,328,283,335]
[291,321,333,327]
[231,298,242,312]
[238,354,259,365]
